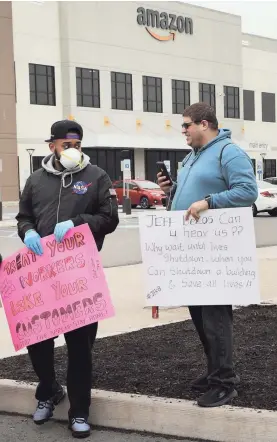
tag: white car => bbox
[252,181,277,217]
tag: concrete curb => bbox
[0,380,276,441]
[0,216,138,225]
[0,220,17,228]
[2,202,18,207]
[119,213,140,219]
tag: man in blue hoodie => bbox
[157,102,258,408]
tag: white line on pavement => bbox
[9,231,18,238]
[118,225,138,229]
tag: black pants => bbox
[27,322,98,419]
[189,305,238,388]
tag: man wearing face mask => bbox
[16,120,119,438]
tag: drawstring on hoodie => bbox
[62,173,73,188]
[56,173,73,223]
[40,152,90,223]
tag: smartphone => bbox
[156,161,173,185]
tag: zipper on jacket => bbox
[109,198,113,216]
[56,178,63,224]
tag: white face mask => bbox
[59,148,83,170]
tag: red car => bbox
[113,179,167,209]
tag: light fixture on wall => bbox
[68,114,75,121]
[26,148,35,175]
[260,152,266,178]
[136,119,142,128]
[165,120,171,129]
[104,116,110,126]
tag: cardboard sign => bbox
[0,224,115,351]
[139,208,260,306]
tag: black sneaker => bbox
[190,372,209,392]
[197,386,238,408]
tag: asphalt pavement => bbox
[0,414,202,442]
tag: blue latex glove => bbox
[54,220,74,243]
[24,230,43,256]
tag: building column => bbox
[0,1,18,200]
[162,77,172,114]
[190,81,199,104]
[134,149,145,179]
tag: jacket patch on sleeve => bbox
[109,188,117,196]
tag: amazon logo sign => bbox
[137,7,193,42]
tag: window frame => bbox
[199,83,216,110]
[261,92,276,123]
[76,67,100,108]
[143,75,163,113]
[172,79,190,114]
[243,89,255,121]
[224,85,240,119]
[29,63,56,106]
[111,71,133,111]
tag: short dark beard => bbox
[53,149,64,171]
[193,145,201,152]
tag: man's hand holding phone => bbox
[157,172,172,193]
[156,161,173,193]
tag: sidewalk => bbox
[0,246,276,359]
[0,212,142,228]
[0,204,164,226]
[0,415,192,442]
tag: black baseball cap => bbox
[45,120,83,142]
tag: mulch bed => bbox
[0,305,277,411]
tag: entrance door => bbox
[32,156,44,172]
[251,159,256,173]
[82,148,135,181]
[263,159,276,179]
[145,149,191,182]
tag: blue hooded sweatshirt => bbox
[171,129,258,211]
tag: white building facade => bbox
[12,1,277,189]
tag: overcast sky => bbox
[186,1,277,39]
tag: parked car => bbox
[113,179,167,209]
[264,177,277,185]
[252,181,277,216]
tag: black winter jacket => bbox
[16,154,119,251]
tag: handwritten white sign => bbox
[139,208,260,306]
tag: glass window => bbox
[224,86,240,119]
[111,71,133,111]
[172,79,190,114]
[262,92,276,123]
[199,83,215,110]
[75,67,100,108]
[29,63,56,106]
[143,76,163,113]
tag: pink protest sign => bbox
[0,224,115,351]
